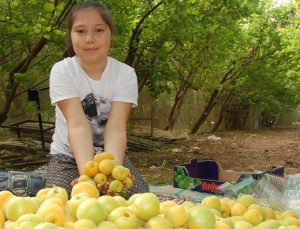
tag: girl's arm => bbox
[104,101,132,165]
[57,98,94,175]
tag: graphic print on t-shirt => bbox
[81,93,97,118]
[81,92,110,147]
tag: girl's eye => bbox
[76,29,85,33]
[96,28,104,32]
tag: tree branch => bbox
[125,1,163,66]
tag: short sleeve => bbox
[112,70,138,107]
[49,63,79,106]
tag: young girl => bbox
[46,1,149,196]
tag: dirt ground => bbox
[0,128,299,186]
[128,129,300,185]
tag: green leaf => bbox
[43,34,50,40]
[43,2,55,12]
[14,73,27,82]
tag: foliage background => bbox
[0,0,299,133]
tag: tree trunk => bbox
[229,105,242,129]
[138,55,158,93]
[125,2,163,93]
[165,82,190,130]
[190,68,234,134]
[190,47,258,134]
[124,1,163,67]
[0,37,48,125]
[211,91,234,132]
[0,84,19,124]
[0,0,74,125]
[190,89,219,134]
[165,65,199,131]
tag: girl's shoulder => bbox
[108,56,134,74]
[51,56,77,71]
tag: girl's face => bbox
[70,8,111,65]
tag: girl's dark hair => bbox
[63,1,115,58]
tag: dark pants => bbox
[45,153,149,197]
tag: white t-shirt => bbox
[49,56,138,157]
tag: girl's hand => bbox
[71,178,79,186]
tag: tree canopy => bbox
[0,0,299,133]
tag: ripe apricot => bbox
[230,203,247,216]
[93,152,115,163]
[36,203,65,226]
[83,161,99,177]
[71,181,100,199]
[0,190,15,209]
[98,159,115,175]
